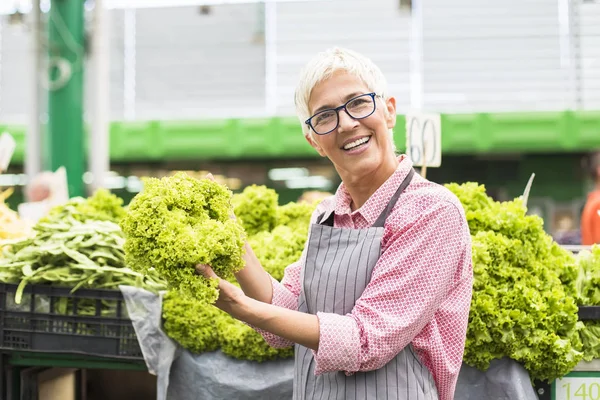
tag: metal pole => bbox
[47,0,86,197]
[569,0,583,109]
[123,8,136,120]
[89,0,110,192]
[409,0,424,110]
[264,0,277,115]
[558,0,583,110]
[26,0,43,180]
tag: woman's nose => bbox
[337,108,359,132]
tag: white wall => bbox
[0,0,598,123]
[422,0,570,112]
[581,0,600,109]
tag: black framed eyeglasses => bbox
[305,92,378,135]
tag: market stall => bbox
[0,175,599,400]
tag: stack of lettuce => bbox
[164,184,316,361]
[121,177,317,362]
[124,174,586,378]
[446,182,583,383]
[574,245,600,361]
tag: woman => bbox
[197,48,473,400]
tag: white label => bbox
[53,166,70,203]
[0,132,16,171]
[555,376,600,400]
[18,201,53,224]
[405,113,442,167]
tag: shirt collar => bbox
[332,155,414,225]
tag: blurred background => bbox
[0,0,599,238]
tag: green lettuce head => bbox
[120,172,246,303]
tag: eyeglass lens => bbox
[311,94,375,135]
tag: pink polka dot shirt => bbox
[259,156,473,400]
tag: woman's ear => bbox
[305,132,327,157]
[385,96,397,130]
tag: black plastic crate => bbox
[0,283,142,359]
[578,306,600,321]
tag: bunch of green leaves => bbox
[233,185,317,282]
[160,192,318,362]
[275,201,318,233]
[120,172,245,303]
[575,246,600,306]
[580,324,600,362]
[249,225,307,281]
[216,310,294,362]
[161,290,221,354]
[573,245,600,361]
[161,287,294,362]
[232,185,279,236]
[43,188,126,224]
[446,182,583,383]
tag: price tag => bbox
[405,113,442,168]
[0,132,16,172]
[53,166,70,203]
[555,375,600,400]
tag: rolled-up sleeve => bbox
[311,201,471,375]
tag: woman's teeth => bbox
[343,137,370,150]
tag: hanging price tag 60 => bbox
[405,113,442,168]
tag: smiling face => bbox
[305,70,398,185]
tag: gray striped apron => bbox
[295,169,439,400]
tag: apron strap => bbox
[317,211,335,227]
[372,168,415,228]
[317,168,416,228]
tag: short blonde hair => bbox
[294,47,391,138]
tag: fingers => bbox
[195,264,218,279]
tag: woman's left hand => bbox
[195,264,246,315]
[197,265,321,351]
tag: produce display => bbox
[161,290,221,354]
[575,245,600,361]
[42,188,127,224]
[161,184,316,362]
[161,286,296,362]
[247,189,316,281]
[249,225,307,281]
[275,201,318,232]
[446,182,582,382]
[0,189,166,317]
[120,172,246,303]
[233,184,278,236]
[3,172,600,384]
[2,218,162,304]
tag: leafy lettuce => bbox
[446,182,583,382]
[120,172,246,303]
